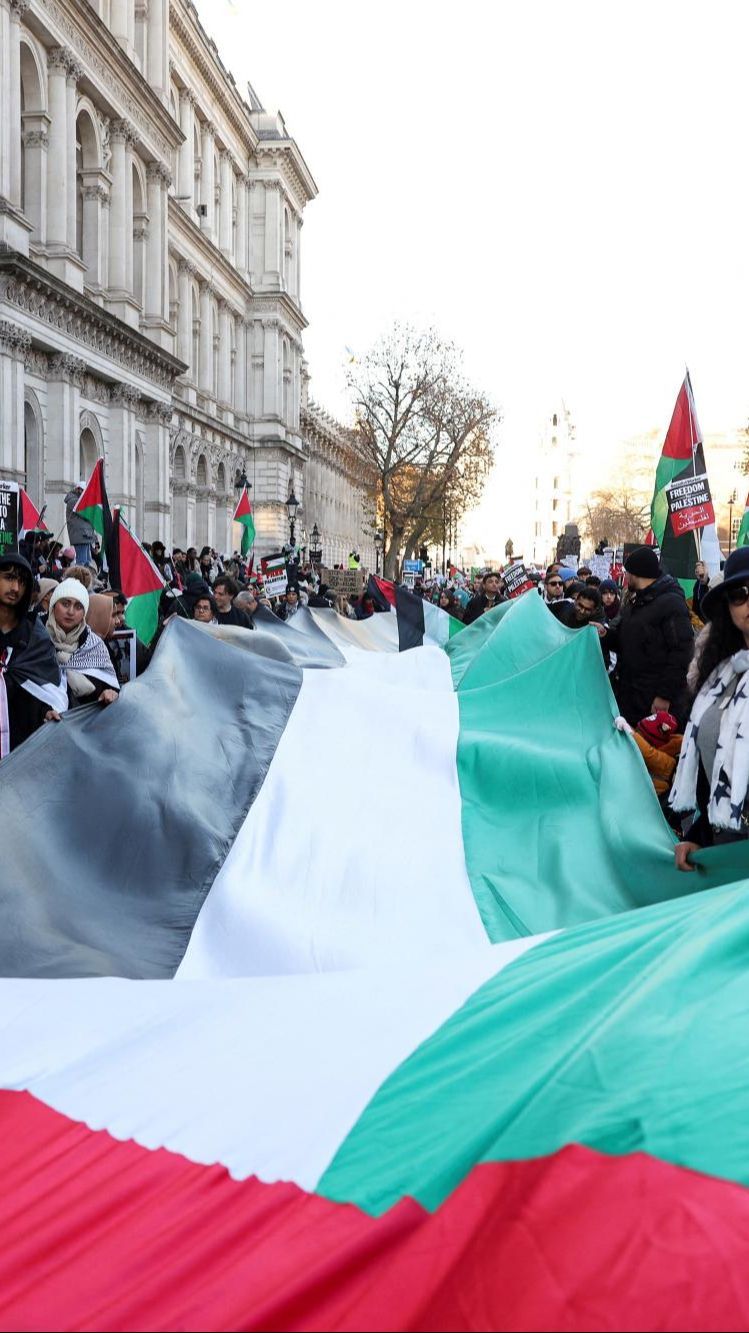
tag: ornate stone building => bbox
[0,0,372,562]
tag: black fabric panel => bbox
[0,618,302,979]
[395,585,425,652]
[252,605,345,667]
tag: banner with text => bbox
[0,480,19,553]
[260,554,289,599]
[667,470,715,537]
[503,560,535,599]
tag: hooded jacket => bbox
[604,573,694,724]
[0,553,67,754]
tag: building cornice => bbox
[254,142,317,211]
[0,248,186,392]
[169,0,259,156]
[249,292,308,333]
[28,0,184,162]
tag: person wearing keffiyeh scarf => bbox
[45,579,119,707]
[670,547,749,871]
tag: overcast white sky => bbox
[196,0,749,550]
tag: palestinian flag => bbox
[113,511,165,646]
[367,573,396,611]
[736,493,749,548]
[233,485,255,557]
[650,373,714,582]
[4,593,749,1328]
[74,458,114,557]
[18,488,47,536]
[395,582,464,650]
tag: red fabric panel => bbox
[662,379,700,460]
[2,1088,749,1333]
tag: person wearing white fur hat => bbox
[46,579,119,708]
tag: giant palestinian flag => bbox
[650,372,715,582]
[4,593,749,1329]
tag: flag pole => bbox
[685,367,702,561]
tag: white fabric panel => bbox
[0,939,542,1190]
[177,647,487,977]
[309,607,399,656]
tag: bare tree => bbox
[347,325,497,578]
[578,484,652,549]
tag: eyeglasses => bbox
[547,579,563,587]
[726,585,749,607]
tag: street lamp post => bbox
[374,529,384,575]
[286,488,299,549]
[729,489,738,554]
[310,522,321,565]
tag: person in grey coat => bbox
[64,483,95,567]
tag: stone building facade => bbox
[0,0,372,562]
[530,403,581,567]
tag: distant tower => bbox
[531,403,579,566]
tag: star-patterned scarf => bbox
[670,649,749,831]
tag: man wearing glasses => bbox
[544,565,565,603]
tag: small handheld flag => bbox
[233,485,255,557]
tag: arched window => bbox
[168,260,178,330]
[211,298,219,396]
[169,90,180,190]
[20,41,46,240]
[196,454,208,487]
[79,427,99,482]
[216,462,226,495]
[172,444,187,546]
[193,122,202,209]
[23,395,43,504]
[75,110,101,279]
[174,444,186,480]
[132,159,147,307]
[195,452,210,547]
[282,337,291,425]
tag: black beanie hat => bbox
[624,546,660,579]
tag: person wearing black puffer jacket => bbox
[601,546,694,726]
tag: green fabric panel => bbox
[445,601,513,687]
[737,510,749,548]
[125,589,161,647]
[318,875,749,1215]
[77,504,105,541]
[453,593,704,941]
[651,454,690,544]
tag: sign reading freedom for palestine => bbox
[667,472,715,537]
[0,480,19,553]
[503,560,535,599]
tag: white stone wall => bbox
[0,0,372,562]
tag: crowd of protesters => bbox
[5,511,749,872]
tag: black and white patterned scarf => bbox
[670,649,749,830]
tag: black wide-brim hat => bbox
[702,548,749,619]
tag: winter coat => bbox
[463,593,505,625]
[604,574,694,724]
[64,490,95,545]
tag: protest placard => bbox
[0,480,19,553]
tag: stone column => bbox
[7,0,28,209]
[217,300,232,406]
[66,57,83,252]
[144,400,173,543]
[219,150,233,258]
[263,180,282,284]
[0,322,31,484]
[262,319,279,417]
[177,259,194,371]
[107,119,132,293]
[134,0,147,73]
[79,175,110,289]
[145,160,170,321]
[46,48,69,250]
[108,383,140,516]
[235,318,248,417]
[147,0,169,100]
[21,116,50,244]
[177,88,195,213]
[110,0,130,52]
[236,174,249,276]
[46,353,86,538]
[199,282,213,393]
[199,121,215,240]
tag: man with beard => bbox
[0,552,67,756]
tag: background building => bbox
[530,402,581,566]
[0,0,371,564]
